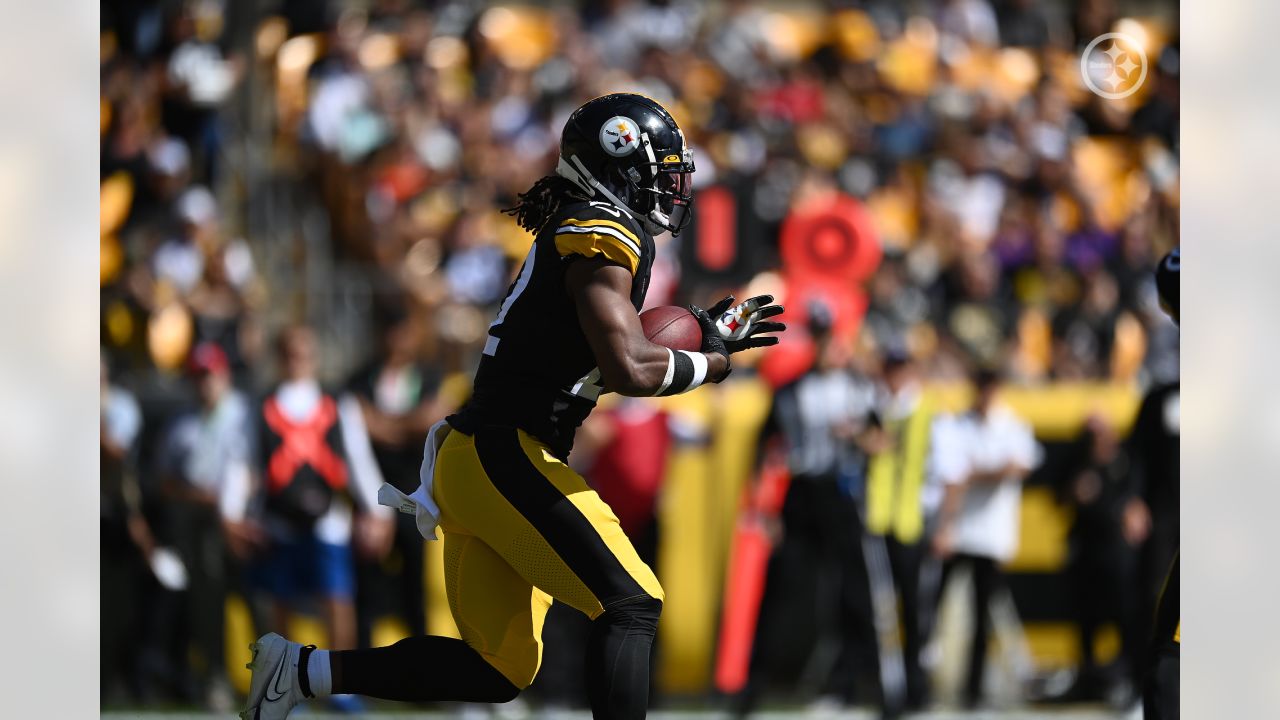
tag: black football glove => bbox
[706,294,786,354]
[688,302,731,382]
[688,303,730,359]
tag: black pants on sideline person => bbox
[102,524,149,703]
[1070,537,1144,697]
[1138,521,1179,669]
[939,553,1006,708]
[736,476,886,715]
[865,533,930,709]
[355,512,427,649]
[172,502,231,701]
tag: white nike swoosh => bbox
[264,650,290,702]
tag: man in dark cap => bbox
[154,342,253,710]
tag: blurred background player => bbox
[1144,247,1179,720]
[1058,414,1148,706]
[1128,364,1180,694]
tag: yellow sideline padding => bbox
[651,379,772,693]
[924,381,1141,440]
[652,389,718,693]
[1004,486,1074,573]
[226,594,254,695]
[706,380,774,605]
[1021,622,1121,669]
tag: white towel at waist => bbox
[377,419,451,540]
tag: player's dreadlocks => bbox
[504,175,590,234]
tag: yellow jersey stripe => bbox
[556,223,642,257]
[559,217,642,250]
[554,230,640,275]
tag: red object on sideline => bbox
[588,402,670,536]
[695,186,737,272]
[756,278,867,389]
[756,192,881,388]
[779,193,882,284]
[715,461,791,694]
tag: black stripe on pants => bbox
[475,427,660,720]
[473,427,650,607]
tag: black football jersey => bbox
[448,201,655,459]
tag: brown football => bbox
[639,305,703,352]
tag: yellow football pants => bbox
[433,426,664,688]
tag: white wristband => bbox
[656,349,710,396]
[684,350,709,387]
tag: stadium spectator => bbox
[932,368,1040,708]
[161,1,243,184]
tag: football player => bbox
[242,93,785,719]
[1145,246,1179,719]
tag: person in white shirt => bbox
[230,326,394,712]
[931,367,1039,708]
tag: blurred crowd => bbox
[100,0,1178,714]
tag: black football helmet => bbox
[556,93,695,236]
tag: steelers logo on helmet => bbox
[599,116,641,157]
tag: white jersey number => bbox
[483,243,537,357]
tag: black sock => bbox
[330,636,518,703]
[586,596,662,720]
[296,645,317,698]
